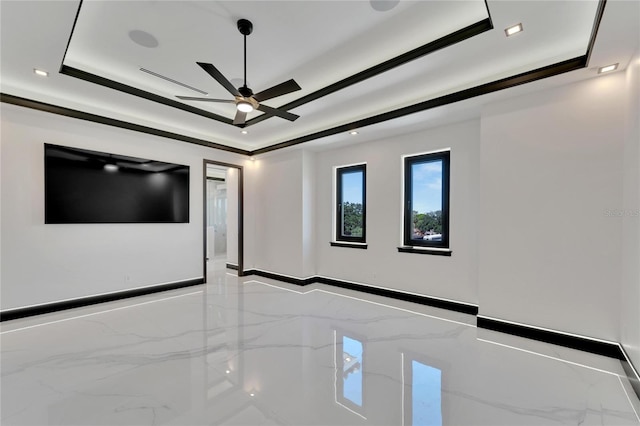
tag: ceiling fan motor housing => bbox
[237,19,253,36]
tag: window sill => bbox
[330,241,368,249]
[397,246,452,256]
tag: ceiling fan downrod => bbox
[237,19,253,94]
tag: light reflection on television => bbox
[342,336,363,406]
[411,360,442,426]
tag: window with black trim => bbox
[403,151,450,248]
[336,164,366,243]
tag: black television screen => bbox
[45,144,189,223]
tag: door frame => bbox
[203,159,244,280]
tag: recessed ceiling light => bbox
[33,68,48,77]
[241,130,248,135]
[349,131,359,136]
[225,370,231,374]
[249,392,255,397]
[504,23,523,37]
[598,63,618,74]
[250,157,255,162]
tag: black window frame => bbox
[403,151,450,249]
[336,164,367,244]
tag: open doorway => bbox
[203,160,243,280]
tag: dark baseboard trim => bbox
[242,269,315,286]
[315,276,477,315]
[241,269,478,315]
[477,316,623,360]
[620,346,640,401]
[226,263,239,271]
[0,278,204,322]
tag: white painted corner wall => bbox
[0,103,245,310]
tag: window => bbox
[403,151,450,248]
[336,164,366,243]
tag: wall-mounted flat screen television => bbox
[45,144,189,224]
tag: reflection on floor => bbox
[1,267,639,425]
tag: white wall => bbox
[301,150,316,277]
[478,73,626,341]
[247,149,306,277]
[621,52,640,367]
[314,120,480,304]
[0,103,244,310]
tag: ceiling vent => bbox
[140,68,207,95]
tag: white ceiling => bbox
[1,0,638,154]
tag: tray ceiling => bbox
[1,0,638,154]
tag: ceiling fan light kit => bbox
[176,18,302,127]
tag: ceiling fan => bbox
[177,19,301,126]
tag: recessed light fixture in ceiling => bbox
[370,0,400,12]
[598,63,618,74]
[504,23,523,37]
[241,130,248,135]
[129,30,159,48]
[350,131,359,135]
[33,68,48,77]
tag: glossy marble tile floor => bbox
[1,269,639,425]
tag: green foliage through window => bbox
[342,202,363,237]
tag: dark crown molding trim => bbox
[11,0,605,157]
[251,0,606,155]
[251,56,586,155]
[58,0,83,71]
[241,269,478,315]
[0,278,204,322]
[59,65,234,126]
[244,18,494,128]
[0,93,250,156]
[477,316,623,360]
[585,0,607,66]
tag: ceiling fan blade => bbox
[197,62,241,97]
[253,79,301,102]
[176,96,235,103]
[233,110,247,125]
[257,104,299,121]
